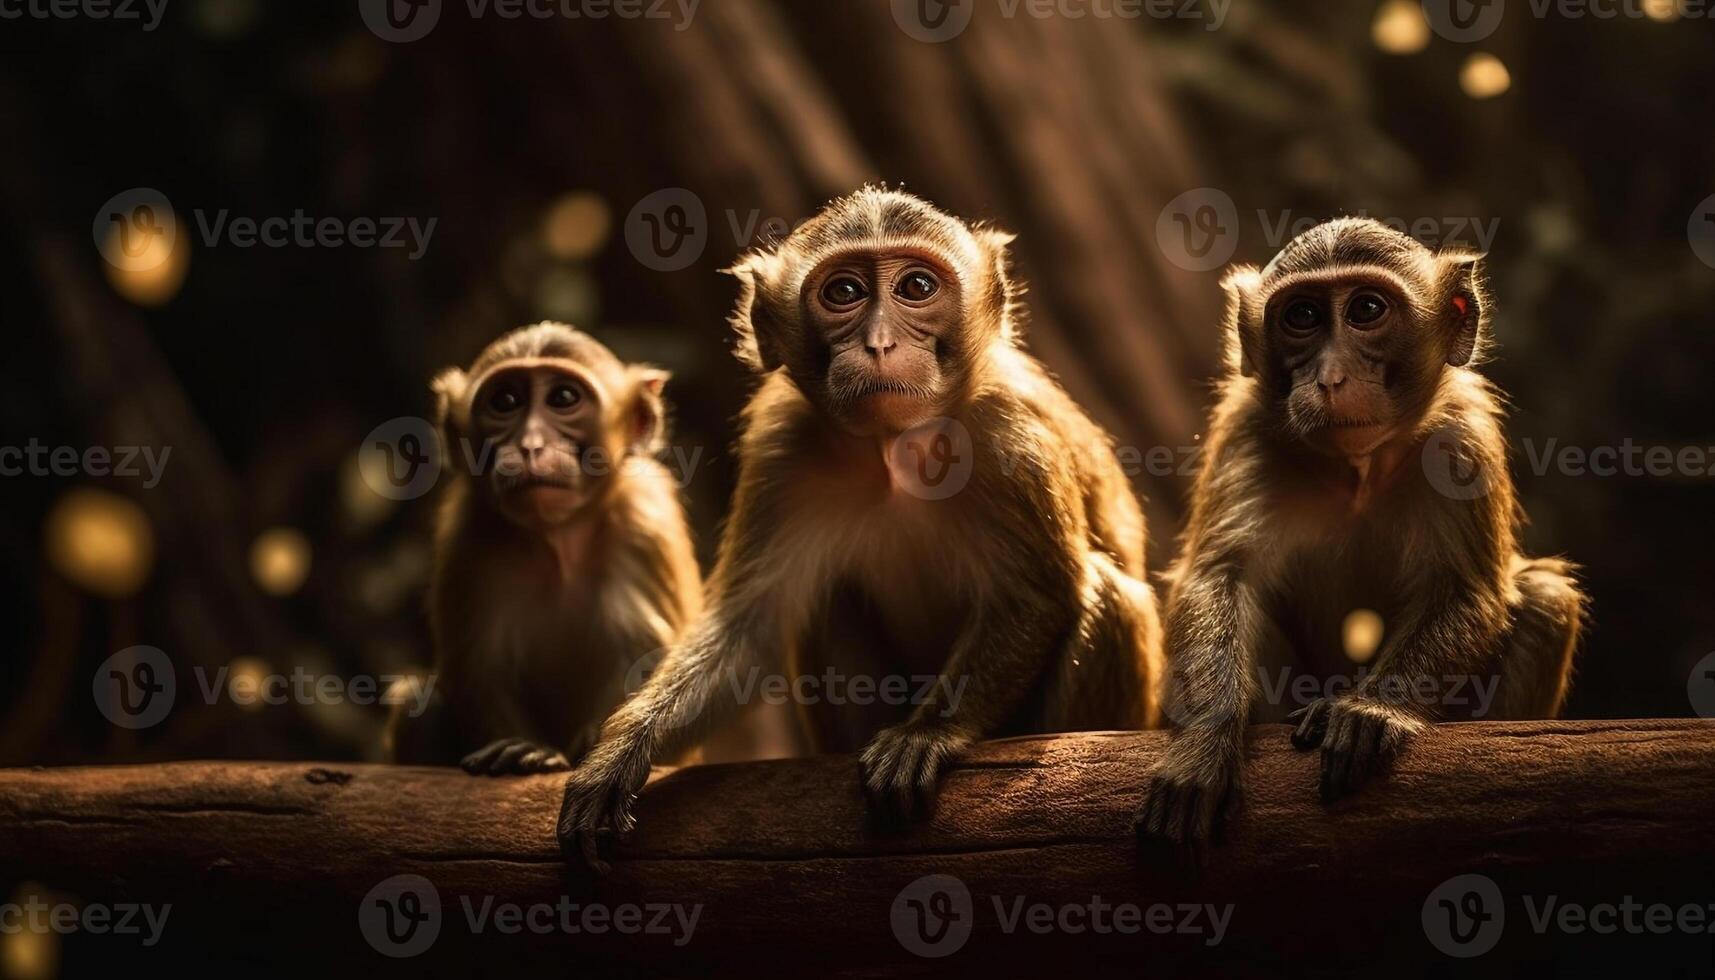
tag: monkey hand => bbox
[460,737,572,776]
[1289,694,1425,802]
[1134,736,1241,852]
[556,738,653,874]
[860,719,974,824]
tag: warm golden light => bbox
[44,488,155,599]
[227,655,271,711]
[1372,0,1430,54]
[542,191,612,261]
[1460,52,1512,99]
[1641,0,1679,20]
[340,454,397,529]
[250,527,312,596]
[101,218,190,307]
[1343,609,1386,663]
[0,885,59,980]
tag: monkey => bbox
[558,187,1164,866]
[1136,218,1585,847]
[385,322,702,776]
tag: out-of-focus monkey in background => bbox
[560,188,1164,866]
[386,322,703,775]
[1138,218,1585,847]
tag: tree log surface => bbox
[3,720,1712,976]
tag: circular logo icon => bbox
[93,645,176,730]
[891,0,973,42]
[359,0,442,42]
[890,874,973,958]
[1421,0,1505,43]
[359,874,442,958]
[1688,651,1715,719]
[1422,873,1504,958]
[1421,426,1494,500]
[886,417,975,501]
[1156,188,1239,273]
[625,188,709,273]
[1687,194,1715,270]
[94,188,177,273]
[359,417,444,501]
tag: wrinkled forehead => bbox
[1262,265,1420,304]
[466,357,617,410]
[781,199,981,291]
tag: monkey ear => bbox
[627,366,670,455]
[431,367,470,429]
[724,253,787,373]
[973,226,1019,343]
[1220,266,1265,378]
[1438,251,1488,368]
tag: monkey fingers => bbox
[1316,699,1418,802]
[1134,768,1232,847]
[859,722,966,825]
[461,738,571,776]
[1288,699,1332,749]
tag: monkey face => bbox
[1227,219,1487,459]
[468,366,607,530]
[801,249,964,436]
[1265,275,1441,457]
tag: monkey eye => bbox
[1346,293,1388,328]
[546,382,583,410]
[1281,300,1323,334]
[820,276,869,309]
[896,270,940,303]
[487,386,523,413]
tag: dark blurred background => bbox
[2,0,1713,776]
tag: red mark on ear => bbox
[1452,295,1470,316]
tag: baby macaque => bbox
[1138,218,1585,846]
[559,188,1164,867]
[386,323,701,775]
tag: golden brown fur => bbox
[560,188,1163,866]
[1138,219,1585,846]
[386,322,702,774]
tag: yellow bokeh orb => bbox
[542,191,612,261]
[1460,52,1512,100]
[1342,609,1386,663]
[44,488,155,599]
[1372,0,1430,55]
[0,885,59,980]
[250,527,312,597]
[102,217,190,307]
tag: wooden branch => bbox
[3,721,1711,975]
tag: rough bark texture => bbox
[3,720,1712,975]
